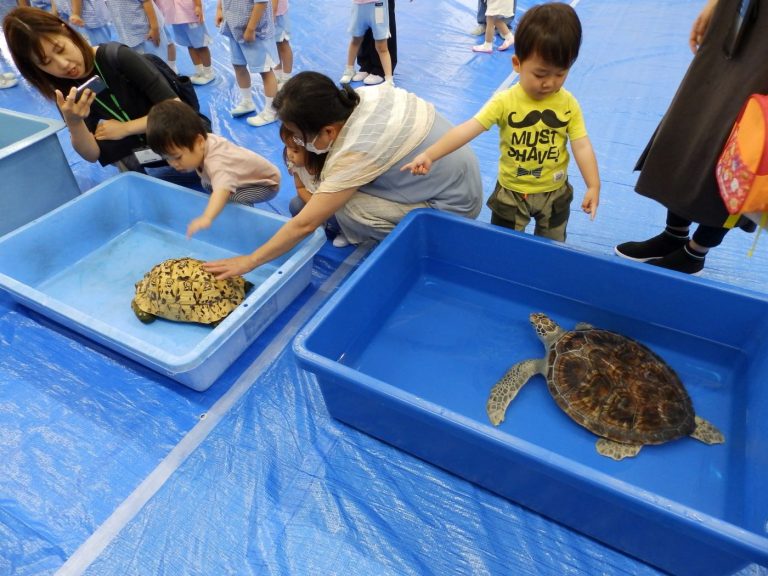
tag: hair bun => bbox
[338,85,361,108]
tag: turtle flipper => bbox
[596,438,642,460]
[690,416,725,445]
[487,359,543,426]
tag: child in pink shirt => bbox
[147,100,281,237]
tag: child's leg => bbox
[472,15,495,52]
[484,15,495,44]
[530,182,573,242]
[346,37,364,68]
[231,184,279,205]
[276,40,293,76]
[341,37,364,83]
[373,39,392,82]
[260,69,278,100]
[234,64,251,91]
[487,183,532,233]
[495,16,515,50]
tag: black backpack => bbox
[103,42,211,132]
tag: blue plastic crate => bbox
[0,172,325,391]
[0,107,81,236]
[294,209,768,576]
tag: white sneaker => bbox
[231,100,256,117]
[332,234,351,248]
[340,67,355,84]
[0,76,18,89]
[363,74,384,85]
[246,107,278,127]
[470,24,485,36]
[2,72,16,80]
[190,71,215,85]
[277,74,291,90]
[351,71,369,82]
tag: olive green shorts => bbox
[486,180,574,242]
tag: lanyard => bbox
[92,59,131,123]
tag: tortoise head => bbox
[529,313,563,347]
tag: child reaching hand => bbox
[147,100,280,237]
[403,3,599,242]
[279,124,349,248]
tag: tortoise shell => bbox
[546,327,695,445]
[132,257,250,325]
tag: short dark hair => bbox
[3,7,95,100]
[514,3,582,69]
[273,71,360,143]
[146,100,207,155]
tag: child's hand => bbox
[581,187,600,220]
[69,14,85,27]
[243,26,256,42]
[401,153,432,176]
[187,215,213,238]
[148,25,160,46]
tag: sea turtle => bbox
[131,257,253,326]
[486,312,725,460]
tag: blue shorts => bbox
[226,36,278,72]
[274,13,290,42]
[132,27,170,58]
[172,22,210,48]
[348,1,390,40]
[83,25,113,45]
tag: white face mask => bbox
[306,132,333,155]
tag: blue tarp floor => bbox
[0,0,766,574]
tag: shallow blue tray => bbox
[0,173,325,391]
[294,209,768,576]
[0,107,81,236]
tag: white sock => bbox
[504,32,514,41]
[168,60,177,73]
[264,95,274,111]
[194,64,204,75]
[202,65,213,77]
[239,87,253,103]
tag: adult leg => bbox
[334,193,429,244]
[614,210,691,261]
[649,222,729,275]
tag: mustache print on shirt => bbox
[507,109,570,129]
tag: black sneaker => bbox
[648,245,704,275]
[614,232,688,261]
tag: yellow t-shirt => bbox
[474,84,587,194]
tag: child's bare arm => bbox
[142,0,161,46]
[570,135,600,220]
[294,174,313,206]
[187,187,230,237]
[244,2,265,42]
[401,118,486,175]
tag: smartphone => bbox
[75,75,107,100]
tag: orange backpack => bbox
[716,94,768,251]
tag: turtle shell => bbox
[133,257,249,325]
[546,328,696,445]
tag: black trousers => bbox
[667,211,729,248]
[356,0,397,76]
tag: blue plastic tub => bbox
[294,209,768,576]
[0,172,325,391]
[0,107,81,236]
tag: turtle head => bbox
[529,313,563,347]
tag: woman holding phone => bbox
[3,7,180,171]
